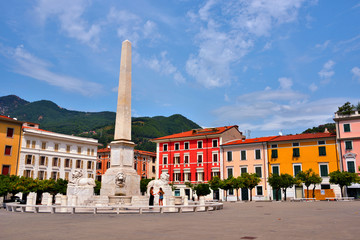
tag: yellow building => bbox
[0,115,23,175]
[267,132,340,200]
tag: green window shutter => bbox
[255,149,261,159]
[227,151,232,161]
[272,166,279,175]
[271,149,278,158]
[255,167,262,178]
[345,141,353,150]
[293,148,300,157]
[318,146,326,156]
[241,150,246,160]
[320,165,328,177]
[347,161,355,173]
[344,124,351,132]
[294,165,301,176]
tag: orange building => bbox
[96,147,111,181]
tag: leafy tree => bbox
[15,176,37,201]
[241,173,261,201]
[336,102,355,115]
[0,175,12,201]
[219,178,234,201]
[140,178,153,195]
[193,183,211,199]
[279,174,296,201]
[302,123,336,134]
[232,177,244,201]
[329,171,360,198]
[268,174,282,201]
[208,176,221,191]
[296,169,322,199]
[94,180,101,195]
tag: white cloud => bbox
[315,40,330,50]
[144,51,186,84]
[35,0,101,48]
[309,83,318,92]
[186,0,307,88]
[263,42,272,50]
[351,66,360,81]
[278,77,292,89]
[318,60,335,80]
[4,45,102,96]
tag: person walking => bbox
[149,187,154,207]
[158,187,164,206]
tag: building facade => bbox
[334,111,360,198]
[267,132,340,200]
[153,126,245,199]
[222,136,277,201]
[19,123,99,181]
[96,147,111,181]
[0,115,23,175]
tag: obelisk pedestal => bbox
[100,40,140,197]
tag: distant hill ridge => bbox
[0,95,201,151]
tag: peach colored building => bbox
[334,111,360,198]
[222,136,277,201]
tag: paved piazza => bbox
[1,201,359,240]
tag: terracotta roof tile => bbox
[222,136,278,146]
[269,132,335,142]
[152,125,238,141]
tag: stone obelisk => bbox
[100,40,140,197]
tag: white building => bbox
[18,122,99,181]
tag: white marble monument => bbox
[100,40,140,197]
[66,169,96,205]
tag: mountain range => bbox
[0,95,201,151]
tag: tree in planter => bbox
[193,183,211,200]
[279,174,296,201]
[329,171,360,198]
[296,169,322,199]
[241,173,261,201]
[220,178,234,201]
[336,102,355,115]
[231,177,244,201]
[268,174,282,201]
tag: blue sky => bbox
[1,0,360,138]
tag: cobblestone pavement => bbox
[1,201,359,240]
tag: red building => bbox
[96,147,156,181]
[152,126,244,199]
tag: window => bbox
[255,149,261,160]
[184,155,189,165]
[32,141,36,148]
[271,149,278,158]
[255,166,262,178]
[152,166,156,173]
[77,147,82,154]
[184,142,189,150]
[66,145,71,153]
[293,142,299,147]
[184,172,191,182]
[97,162,102,170]
[347,161,355,173]
[272,165,279,175]
[174,173,181,182]
[54,143,59,152]
[65,159,71,168]
[87,161,92,169]
[227,151,232,161]
[174,143,180,151]
[40,156,46,166]
[212,152,218,163]
[344,123,351,132]
[6,128,14,138]
[38,171,45,180]
[163,156,168,165]
[26,155,32,165]
[1,165,10,175]
[345,141,353,150]
[41,142,46,150]
[143,163,146,171]
[87,148,90,155]
[271,144,277,148]
[319,146,326,156]
[197,141,203,149]
[4,145,12,156]
[241,150,246,160]
[91,149,94,156]
[319,164,328,177]
[293,148,300,157]
[212,171,220,178]
[163,144,168,152]
[240,167,247,174]
[228,188,234,195]
[174,155,180,165]
[197,154,203,164]
[51,172,57,180]
[26,140,30,148]
[212,139,218,148]
[52,157,59,167]
[76,160,81,169]
[107,161,110,169]
[227,168,233,178]
[318,140,325,145]
[24,170,31,178]
[293,164,301,177]
[152,157,155,164]
[197,172,204,182]
[256,186,263,196]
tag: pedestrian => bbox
[149,187,154,207]
[158,187,164,206]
